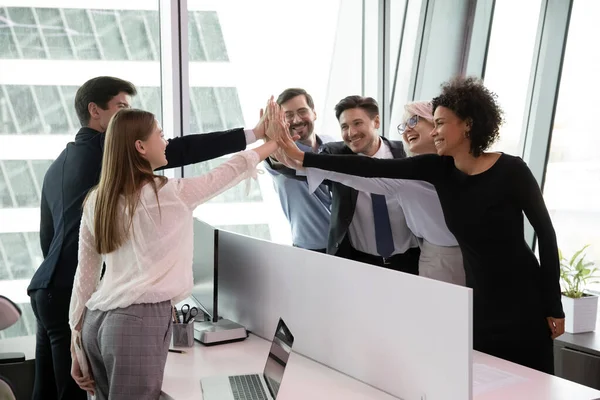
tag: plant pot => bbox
[561,294,599,334]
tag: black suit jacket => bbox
[320,137,407,257]
[28,127,247,293]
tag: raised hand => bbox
[265,99,289,142]
[253,96,274,140]
[276,126,304,162]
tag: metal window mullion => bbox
[389,0,410,112]
[377,0,391,136]
[159,0,190,179]
[0,162,18,207]
[1,86,23,134]
[57,9,78,59]
[86,9,106,59]
[114,10,134,61]
[408,0,431,101]
[4,8,24,58]
[521,0,573,247]
[30,7,52,59]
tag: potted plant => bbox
[560,244,600,334]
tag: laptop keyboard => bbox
[229,374,268,400]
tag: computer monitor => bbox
[191,219,219,323]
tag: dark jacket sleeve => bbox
[513,157,565,318]
[157,128,247,170]
[39,189,53,258]
[263,157,307,181]
[303,152,442,184]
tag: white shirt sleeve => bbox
[244,129,257,145]
[69,199,103,332]
[305,168,405,195]
[175,150,261,210]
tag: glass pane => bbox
[186,157,263,204]
[0,88,17,134]
[3,160,39,207]
[0,233,37,279]
[30,160,53,188]
[8,7,46,59]
[36,8,74,59]
[186,1,358,245]
[0,3,161,339]
[484,0,543,155]
[90,10,128,60]
[63,9,101,60]
[0,8,19,59]
[120,11,156,61]
[136,87,162,121]
[544,0,600,291]
[33,86,71,134]
[0,164,13,207]
[5,85,43,134]
[195,12,228,61]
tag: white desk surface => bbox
[4,334,600,399]
[162,334,600,400]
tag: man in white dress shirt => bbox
[296,96,421,274]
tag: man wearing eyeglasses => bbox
[270,95,421,274]
[262,88,333,252]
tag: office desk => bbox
[161,334,397,400]
[162,334,600,400]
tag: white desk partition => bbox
[217,231,473,400]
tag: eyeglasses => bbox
[284,108,311,122]
[397,115,419,134]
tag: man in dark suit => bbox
[27,76,269,400]
[317,96,420,273]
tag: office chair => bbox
[0,295,24,400]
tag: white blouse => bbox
[68,150,260,331]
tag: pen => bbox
[168,349,185,354]
[172,306,178,324]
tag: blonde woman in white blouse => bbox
[68,105,286,399]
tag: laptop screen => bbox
[263,318,294,398]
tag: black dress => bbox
[304,152,564,374]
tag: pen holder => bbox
[172,321,194,348]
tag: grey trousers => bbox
[81,301,173,400]
[419,239,466,286]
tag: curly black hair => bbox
[431,76,504,157]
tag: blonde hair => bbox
[402,101,433,123]
[87,109,166,254]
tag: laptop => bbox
[200,318,295,400]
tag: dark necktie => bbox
[371,194,395,258]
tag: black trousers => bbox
[349,246,420,275]
[30,288,87,400]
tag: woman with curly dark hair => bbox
[275,76,565,374]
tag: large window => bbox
[544,0,600,291]
[0,2,161,339]
[483,0,543,156]
[185,0,371,244]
